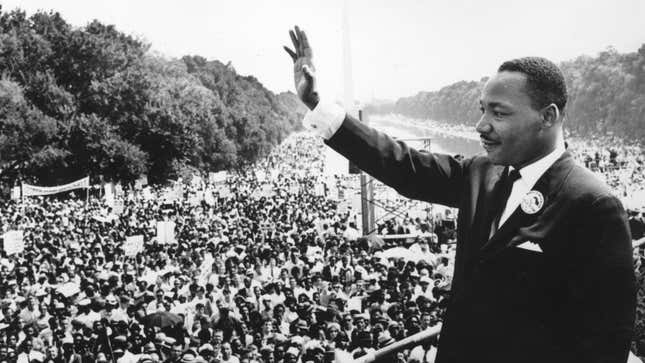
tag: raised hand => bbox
[284,26,319,110]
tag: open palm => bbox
[284,26,319,110]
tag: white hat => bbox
[286,347,300,356]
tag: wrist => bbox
[304,93,320,110]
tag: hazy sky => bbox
[2,0,644,104]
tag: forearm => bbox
[324,115,466,207]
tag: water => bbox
[371,116,483,157]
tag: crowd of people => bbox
[1,126,644,363]
[0,133,457,363]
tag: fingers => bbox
[300,29,313,58]
[287,26,312,61]
[283,46,297,62]
[294,25,303,55]
[289,29,299,55]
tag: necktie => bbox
[490,167,521,236]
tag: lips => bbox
[480,136,500,150]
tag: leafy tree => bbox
[0,7,307,187]
[0,77,66,184]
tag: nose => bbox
[475,114,491,135]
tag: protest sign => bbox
[314,183,325,197]
[204,190,216,206]
[209,171,228,184]
[3,230,24,255]
[113,200,124,215]
[142,187,154,200]
[10,187,20,201]
[134,175,148,190]
[123,235,144,256]
[191,174,202,188]
[260,184,274,198]
[347,296,363,312]
[104,183,115,207]
[156,221,176,244]
[218,186,232,199]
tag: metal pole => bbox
[359,110,375,236]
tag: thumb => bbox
[302,64,316,82]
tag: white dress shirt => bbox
[303,100,345,139]
[499,143,565,228]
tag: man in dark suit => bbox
[284,26,636,363]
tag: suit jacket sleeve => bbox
[569,194,636,362]
[325,115,469,208]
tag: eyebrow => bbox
[479,100,512,109]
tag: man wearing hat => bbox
[61,335,82,363]
[348,313,370,352]
[213,303,243,343]
[180,350,198,363]
[283,346,300,363]
[198,343,216,362]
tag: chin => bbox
[485,153,511,166]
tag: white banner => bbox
[209,171,228,184]
[3,230,24,255]
[22,177,89,197]
[124,235,144,256]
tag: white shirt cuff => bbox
[302,100,346,140]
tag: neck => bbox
[514,132,564,170]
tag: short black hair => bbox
[498,57,567,112]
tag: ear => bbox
[540,103,560,128]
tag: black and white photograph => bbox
[0,0,643,362]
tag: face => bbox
[171,345,183,358]
[222,343,232,359]
[48,346,58,358]
[476,71,550,168]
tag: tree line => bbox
[366,45,645,141]
[0,7,306,187]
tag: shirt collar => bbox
[512,141,566,188]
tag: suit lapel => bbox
[479,151,575,261]
[471,166,505,251]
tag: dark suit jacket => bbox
[325,116,636,363]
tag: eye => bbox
[493,110,508,117]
